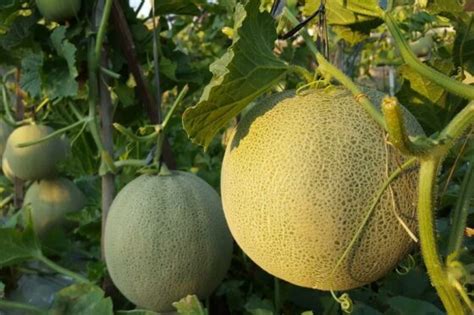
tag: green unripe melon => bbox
[2,158,14,182]
[221,87,425,291]
[104,171,233,312]
[36,0,81,21]
[0,121,13,161]
[4,124,68,181]
[24,177,86,236]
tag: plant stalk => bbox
[16,118,89,148]
[99,52,116,259]
[0,299,46,314]
[283,9,386,129]
[38,254,90,284]
[446,141,474,254]
[418,159,465,314]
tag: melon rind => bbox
[0,120,13,161]
[35,0,81,21]
[104,171,233,312]
[24,177,86,236]
[221,87,425,291]
[4,125,68,181]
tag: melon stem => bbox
[15,118,89,148]
[282,8,386,130]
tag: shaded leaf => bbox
[50,26,78,79]
[49,284,113,315]
[183,0,288,148]
[352,303,382,315]
[387,296,444,315]
[244,295,274,315]
[172,295,207,315]
[20,52,44,98]
[44,66,78,99]
[399,58,453,106]
[0,224,41,268]
[0,14,36,50]
[116,310,160,315]
[155,0,203,15]
[160,56,178,81]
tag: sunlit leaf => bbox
[172,295,207,315]
[183,0,288,148]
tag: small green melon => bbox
[104,171,233,312]
[4,124,68,181]
[24,177,86,236]
[36,0,81,21]
[2,158,14,182]
[221,87,425,291]
[0,120,13,160]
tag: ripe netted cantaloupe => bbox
[221,87,425,291]
[4,124,68,181]
[24,177,86,236]
[104,171,233,312]
[36,0,81,21]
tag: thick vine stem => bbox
[16,119,89,148]
[113,123,158,142]
[446,150,474,255]
[418,159,465,314]
[415,102,474,313]
[114,159,148,169]
[437,102,474,154]
[382,96,419,156]
[381,96,438,157]
[38,254,90,284]
[283,9,386,130]
[384,12,474,101]
[0,300,46,314]
[94,0,113,66]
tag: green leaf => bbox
[116,310,161,315]
[155,0,203,15]
[160,56,178,81]
[172,295,207,315]
[399,58,453,106]
[50,26,78,80]
[49,284,113,315]
[20,52,44,98]
[303,0,381,26]
[0,224,41,268]
[0,14,36,50]
[351,304,382,315]
[244,296,274,315]
[44,66,78,99]
[0,0,16,9]
[0,281,4,298]
[426,0,464,14]
[182,0,288,148]
[387,296,444,315]
[332,25,369,46]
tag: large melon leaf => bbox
[182,0,288,149]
